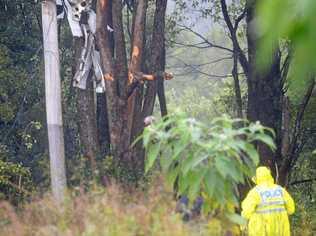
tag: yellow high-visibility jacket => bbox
[241,167,295,236]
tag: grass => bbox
[0,179,238,236]
[1,179,312,236]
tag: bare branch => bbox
[281,78,315,174]
[234,6,246,30]
[168,40,214,49]
[167,56,233,69]
[168,55,241,79]
[127,71,173,98]
[220,0,249,77]
[177,24,233,53]
[291,79,315,148]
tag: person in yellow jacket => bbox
[241,166,295,236]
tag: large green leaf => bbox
[166,164,180,187]
[187,168,207,200]
[214,154,231,178]
[243,143,260,166]
[145,142,161,173]
[254,133,276,150]
[204,169,216,198]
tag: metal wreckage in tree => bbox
[56,0,108,93]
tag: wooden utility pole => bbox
[42,0,67,202]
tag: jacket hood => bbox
[253,166,274,185]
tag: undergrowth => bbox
[0,179,239,236]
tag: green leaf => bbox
[244,143,260,166]
[160,154,173,172]
[204,169,216,198]
[142,130,151,147]
[187,168,207,200]
[145,142,161,173]
[170,134,190,160]
[225,213,247,225]
[166,164,180,187]
[215,155,231,178]
[181,150,208,175]
[255,133,276,150]
[178,173,189,193]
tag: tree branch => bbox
[112,0,129,95]
[168,40,215,49]
[281,78,315,175]
[167,56,233,70]
[220,0,249,77]
[234,6,246,30]
[127,71,172,98]
[177,24,233,53]
[281,46,292,87]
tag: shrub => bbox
[140,112,275,223]
[0,159,33,205]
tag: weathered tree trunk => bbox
[73,38,100,172]
[232,51,243,119]
[76,75,99,170]
[143,0,168,118]
[97,93,110,155]
[157,77,168,117]
[96,0,170,182]
[137,0,169,174]
[96,1,114,156]
[42,0,67,202]
[96,0,133,181]
[281,96,291,158]
[128,0,148,143]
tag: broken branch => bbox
[126,71,173,98]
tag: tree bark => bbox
[157,77,168,117]
[281,96,290,158]
[76,76,99,170]
[96,0,113,156]
[96,0,170,182]
[96,0,135,181]
[128,0,148,144]
[220,0,245,119]
[42,0,67,202]
[232,51,243,119]
[97,93,110,155]
[143,0,168,118]
[73,37,100,172]
[246,0,283,173]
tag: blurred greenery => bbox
[258,0,316,90]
